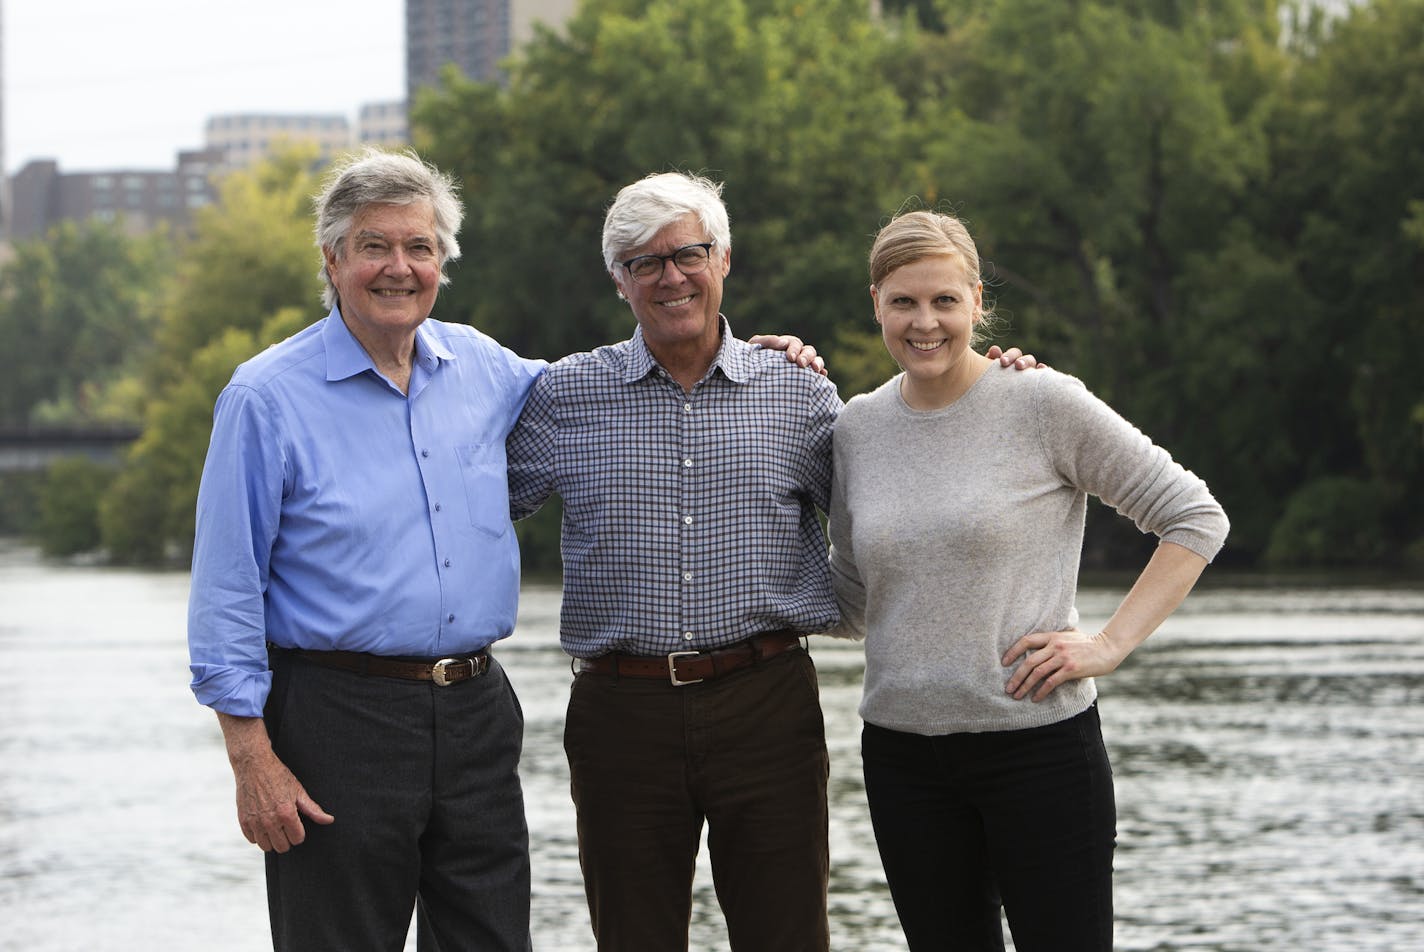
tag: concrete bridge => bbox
[0,424,142,472]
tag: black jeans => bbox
[862,704,1116,952]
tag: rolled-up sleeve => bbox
[187,385,285,716]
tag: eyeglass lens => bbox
[628,244,711,282]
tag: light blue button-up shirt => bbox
[188,310,545,717]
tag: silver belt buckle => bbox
[432,656,486,686]
[667,650,703,686]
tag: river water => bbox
[0,541,1420,951]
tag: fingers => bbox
[1004,631,1109,700]
[239,804,301,853]
[233,757,332,853]
[747,335,828,375]
[1003,637,1042,699]
[252,791,335,852]
[748,333,799,352]
[798,345,828,376]
[1002,633,1073,701]
[985,345,1043,370]
[298,792,336,827]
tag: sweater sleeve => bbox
[1035,371,1230,562]
[824,408,868,641]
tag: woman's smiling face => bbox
[873,254,983,389]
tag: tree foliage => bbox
[0,219,170,426]
[415,0,925,360]
[147,146,326,383]
[101,310,310,563]
[13,1,1421,570]
[37,458,115,557]
[1255,0,1424,562]
[98,148,326,563]
[410,0,1421,570]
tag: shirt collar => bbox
[623,315,750,386]
[322,307,454,383]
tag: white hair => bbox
[601,172,732,274]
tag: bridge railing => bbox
[0,424,143,472]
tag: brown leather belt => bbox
[282,646,490,686]
[576,630,803,686]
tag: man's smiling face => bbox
[325,200,442,348]
[612,213,730,361]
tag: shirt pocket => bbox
[457,441,511,539]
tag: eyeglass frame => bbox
[617,242,717,285]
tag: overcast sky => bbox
[4,0,406,175]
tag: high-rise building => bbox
[1,0,9,245]
[204,113,354,174]
[405,0,577,100]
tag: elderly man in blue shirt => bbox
[187,150,545,951]
[505,172,1035,951]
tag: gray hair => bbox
[313,148,463,309]
[601,172,732,274]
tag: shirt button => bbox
[444,558,451,568]
[683,458,693,467]
[683,515,693,525]
[421,449,430,458]
[682,572,693,582]
[448,614,456,623]
[683,631,694,641]
[683,403,693,413]
[434,502,442,512]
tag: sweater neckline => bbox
[891,364,997,416]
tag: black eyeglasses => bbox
[618,242,715,285]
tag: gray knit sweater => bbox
[827,365,1229,735]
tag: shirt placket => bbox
[408,357,457,645]
[675,379,701,651]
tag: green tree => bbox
[100,148,326,563]
[0,219,170,426]
[884,1,1303,560]
[392,0,1417,571]
[147,145,326,385]
[414,0,926,361]
[1259,0,1424,563]
[101,309,310,563]
[36,457,116,557]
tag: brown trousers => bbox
[564,647,830,951]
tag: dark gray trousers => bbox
[263,650,531,952]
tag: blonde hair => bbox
[869,209,997,343]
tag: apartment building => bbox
[6,149,222,242]
[204,113,353,174]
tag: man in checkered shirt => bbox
[507,172,1029,951]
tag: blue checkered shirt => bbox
[507,318,843,658]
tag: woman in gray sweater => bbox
[827,210,1229,952]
